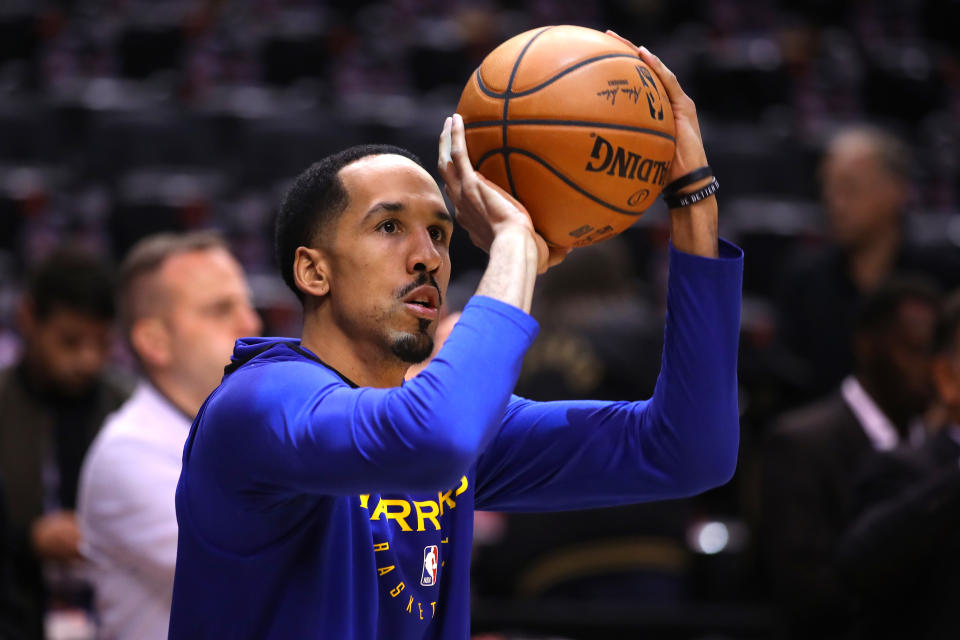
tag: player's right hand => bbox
[438,113,568,273]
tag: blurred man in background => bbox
[760,277,939,638]
[838,290,960,638]
[78,232,261,640]
[0,249,127,639]
[777,126,960,401]
[1,475,26,639]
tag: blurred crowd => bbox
[2,0,960,638]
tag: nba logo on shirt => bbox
[420,545,439,586]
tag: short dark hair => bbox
[27,249,115,321]
[935,291,960,355]
[274,144,423,300]
[826,125,912,182]
[854,275,941,335]
[117,231,228,332]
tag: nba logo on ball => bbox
[420,546,439,587]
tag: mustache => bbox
[395,273,443,307]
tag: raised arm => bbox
[474,41,741,510]
[198,296,537,498]
[475,240,742,510]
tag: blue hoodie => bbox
[169,240,743,639]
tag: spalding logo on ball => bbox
[457,25,676,248]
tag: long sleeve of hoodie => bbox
[188,295,540,499]
[474,239,743,510]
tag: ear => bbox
[130,317,172,369]
[293,246,331,299]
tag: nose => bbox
[406,227,442,275]
[75,339,108,379]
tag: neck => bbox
[19,353,51,392]
[301,306,407,389]
[146,373,202,420]
[855,374,912,436]
[846,225,901,292]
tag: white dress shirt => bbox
[78,382,192,640]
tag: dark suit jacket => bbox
[0,475,25,640]
[838,429,960,640]
[0,364,128,639]
[777,242,960,401]
[759,391,876,638]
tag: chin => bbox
[391,329,435,364]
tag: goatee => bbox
[391,319,434,363]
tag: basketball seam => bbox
[477,146,646,217]
[474,69,500,99]
[465,119,676,142]
[514,53,642,96]
[476,52,640,99]
[503,26,554,198]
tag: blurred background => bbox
[1,0,960,638]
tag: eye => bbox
[429,226,445,242]
[208,301,234,317]
[379,220,399,234]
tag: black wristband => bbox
[662,177,719,209]
[662,166,713,196]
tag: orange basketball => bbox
[457,25,676,248]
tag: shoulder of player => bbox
[224,340,348,386]
[205,350,350,427]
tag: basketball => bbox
[457,25,676,248]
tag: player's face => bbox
[158,247,261,394]
[327,155,453,364]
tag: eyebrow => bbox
[363,201,454,226]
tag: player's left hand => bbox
[605,31,709,187]
[438,113,569,273]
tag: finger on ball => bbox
[438,116,453,168]
[450,114,473,175]
[638,46,682,98]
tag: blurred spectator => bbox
[776,126,960,401]
[838,290,960,639]
[1,475,26,640]
[0,249,128,639]
[759,277,940,639]
[78,232,260,640]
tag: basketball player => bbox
[169,43,743,639]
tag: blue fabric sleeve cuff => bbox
[669,238,744,274]
[669,237,743,262]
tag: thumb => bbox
[533,233,551,274]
